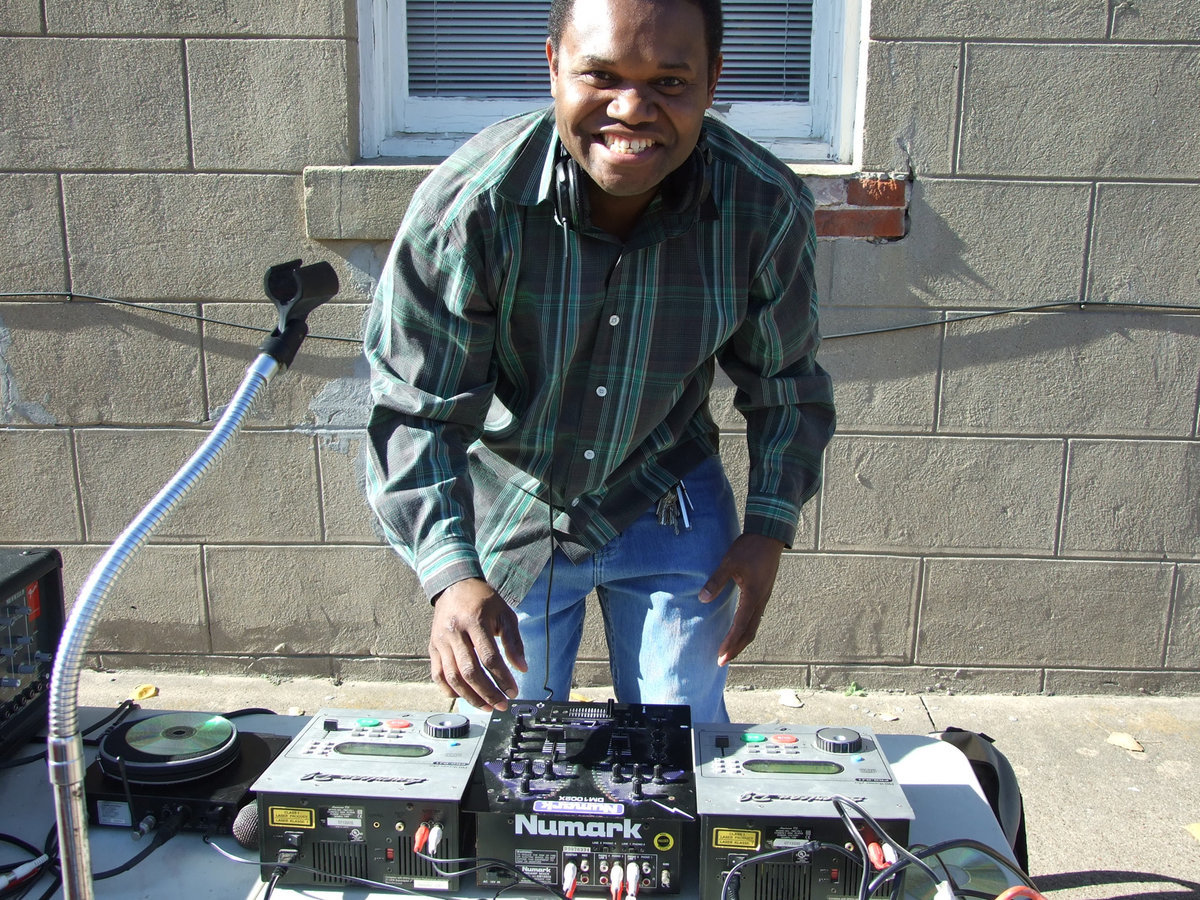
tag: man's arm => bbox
[704,181,836,664]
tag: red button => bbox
[386,719,412,729]
[770,733,798,744]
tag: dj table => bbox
[0,708,1021,900]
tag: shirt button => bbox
[595,386,608,397]
[609,315,620,326]
[583,450,595,460]
[570,498,581,507]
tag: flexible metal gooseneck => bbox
[46,260,339,900]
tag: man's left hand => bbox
[699,533,786,666]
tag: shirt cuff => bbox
[415,540,486,604]
[743,494,802,548]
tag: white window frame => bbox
[358,0,866,167]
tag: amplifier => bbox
[692,723,914,900]
[472,699,697,895]
[0,548,64,761]
[251,708,488,891]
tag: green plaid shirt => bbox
[364,108,835,605]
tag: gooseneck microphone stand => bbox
[46,260,340,900]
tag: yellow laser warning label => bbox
[713,828,761,850]
[653,832,675,851]
[268,807,316,829]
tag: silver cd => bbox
[123,712,236,759]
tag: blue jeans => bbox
[512,455,739,723]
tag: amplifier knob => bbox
[424,713,471,739]
[815,727,863,754]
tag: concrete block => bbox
[75,429,321,542]
[0,0,41,32]
[959,44,1200,178]
[205,545,427,654]
[0,175,66,293]
[304,166,429,241]
[940,311,1200,437]
[188,39,355,172]
[0,429,81,541]
[1167,565,1200,668]
[820,436,1063,553]
[62,174,320,301]
[829,179,1090,307]
[1045,669,1200,695]
[862,41,960,174]
[0,301,204,425]
[812,665,1044,695]
[1111,0,1200,40]
[735,553,919,664]
[820,308,939,433]
[918,557,1172,667]
[1087,183,1200,307]
[45,0,352,36]
[718,435,819,550]
[871,0,1108,38]
[1062,440,1200,559]
[202,303,367,427]
[0,38,187,171]
[317,431,383,543]
[60,544,208,653]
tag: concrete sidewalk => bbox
[77,669,1200,900]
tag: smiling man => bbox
[364,0,835,722]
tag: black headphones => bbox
[552,136,712,230]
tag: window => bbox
[358,0,865,165]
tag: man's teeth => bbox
[605,136,654,153]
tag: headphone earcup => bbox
[553,153,581,229]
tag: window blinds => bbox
[405,0,813,103]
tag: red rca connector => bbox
[867,842,887,871]
[413,822,431,854]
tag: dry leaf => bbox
[778,689,804,708]
[1106,731,1144,752]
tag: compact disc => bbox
[124,712,236,759]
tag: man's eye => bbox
[656,77,686,90]
[581,70,616,84]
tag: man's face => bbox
[547,0,721,222]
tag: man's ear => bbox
[706,53,724,106]
[546,38,559,96]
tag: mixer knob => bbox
[815,727,863,754]
[424,713,471,739]
[652,764,665,784]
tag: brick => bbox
[940,311,1200,437]
[201,303,367,428]
[960,44,1200,178]
[1111,0,1200,40]
[820,436,1063,553]
[205,545,427,653]
[304,166,429,241]
[62,174,323,301]
[0,38,188,171]
[872,0,1108,39]
[862,41,960,174]
[846,178,908,208]
[1045,670,1200,696]
[188,39,355,172]
[45,0,352,36]
[919,557,1172,667]
[0,430,81,541]
[0,175,66,294]
[1167,565,1200,668]
[829,179,1089,307]
[1087,183,1200,308]
[815,207,905,239]
[0,0,41,32]
[736,553,919,664]
[0,301,204,425]
[812,665,1043,695]
[818,307,940,433]
[317,431,383,543]
[1062,440,1200,558]
[75,429,321,542]
[60,544,207,653]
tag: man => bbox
[364,0,835,722]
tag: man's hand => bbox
[699,534,786,667]
[428,578,527,711]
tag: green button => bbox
[741,732,768,743]
[357,717,381,728]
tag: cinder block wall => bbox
[1,1,1196,695]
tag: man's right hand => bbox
[428,577,527,711]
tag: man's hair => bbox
[547,0,724,77]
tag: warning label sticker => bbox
[268,807,316,829]
[712,828,761,850]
